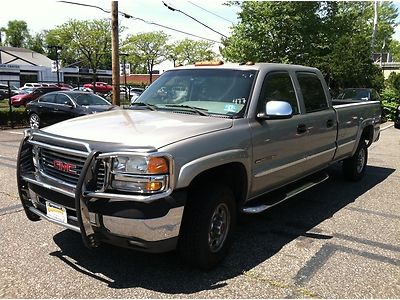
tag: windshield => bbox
[136,68,257,117]
[71,93,111,106]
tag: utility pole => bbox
[371,1,378,53]
[111,1,120,105]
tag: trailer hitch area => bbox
[75,150,102,249]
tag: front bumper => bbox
[17,136,186,253]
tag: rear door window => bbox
[297,72,328,113]
[39,94,56,103]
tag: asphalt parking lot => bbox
[0,125,399,298]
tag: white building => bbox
[0,46,111,86]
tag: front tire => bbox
[178,185,236,269]
[29,113,41,129]
[343,140,368,181]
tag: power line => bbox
[162,1,228,38]
[58,1,110,13]
[57,1,222,44]
[187,1,235,24]
[120,13,221,43]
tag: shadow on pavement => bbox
[51,164,395,294]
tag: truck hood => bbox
[42,110,233,149]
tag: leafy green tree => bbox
[122,31,169,83]
[165,41,182,67]
[222,1,323,64]
[222,1,395,91]
[3,20,30,48]
[166,39,216,66]
[27,32,46,54]
[45,19,112,72]
[388,39,400,61]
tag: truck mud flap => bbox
[75,150,102,249]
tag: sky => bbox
[0,0,240,38]
[2,1,400,69]
[1,0,240,70]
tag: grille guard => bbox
[74,150,102,249]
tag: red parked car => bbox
[11,87,61,107]
[83,82,112,93]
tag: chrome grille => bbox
[39,148,105,190]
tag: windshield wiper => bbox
[164,104,209,116]
[130,102,157,111]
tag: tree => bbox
[388,39,400,62]
[222,2,323,64]
[3,20,30,48]
[222,1,395,91]
[166,39,216,66]
[27,32,46,54]
[45,19,112,73]
[122,31,169,83]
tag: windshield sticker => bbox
[224,104,238,113]
[232,98,246,104]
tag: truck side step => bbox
[242,172,329,214]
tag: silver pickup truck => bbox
[17,62,381,269]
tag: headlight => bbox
[112,156,168,174]
[105,154,171,194]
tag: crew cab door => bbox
[250,71,310,197]
[295,72,337,171]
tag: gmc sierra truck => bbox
[17,62,381,269]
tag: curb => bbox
[380,123,394,131]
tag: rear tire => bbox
[29,113,41,129]
[343,140,368,181]
[178,185,236,270]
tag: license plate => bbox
[46,201,67,224]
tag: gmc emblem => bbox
[53,160,77,175]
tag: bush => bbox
[380,75,400,121]
[0,109,28,127]
[381,99,399,121]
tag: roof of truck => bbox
[173,62,319,73]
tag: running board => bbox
[242,172,329,214]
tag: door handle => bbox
[297,124,307,134]
[326,119,334,128]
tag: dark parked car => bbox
[11,86,61,107]
[27,91,116,129]
[395,105,400,129]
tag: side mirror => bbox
[257,100,293,120]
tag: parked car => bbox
[0,83,20,99]
[72,87,93,92]
[27,91,116,129]
[83,82,112,93]
[23,83,42,88]
[10,86,61,107]
[333,88,380,104]
[56,83,74,90]
[395,105,400,129]
[40,83,58,87]
[129,87,145,103]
